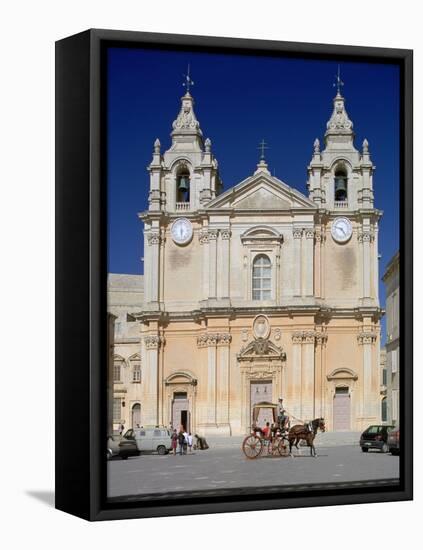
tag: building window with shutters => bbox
[252,254,271,300]
[113,398,122,421]
[132,363,141,382]
[113,363,121,382]
[392,389,399,421]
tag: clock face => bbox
[331,217,353,243]
[171,218,193,245]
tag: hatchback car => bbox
[387,426,400,455]
[107,435,139,460]
[123,427,172,455]
[360,425,394,453]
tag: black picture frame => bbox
[55,28,413,521]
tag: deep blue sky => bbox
[107,47,399,339]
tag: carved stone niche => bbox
[253,314,270,340]
[237,339,286,363]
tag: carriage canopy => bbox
[252,401,279,424]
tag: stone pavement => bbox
[107,437,399,499]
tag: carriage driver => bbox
[277,397,289,432]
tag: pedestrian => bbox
[262,422,271,439]
[119,423,124,436]
[177,429,185,455]
[187,432,193,453]
[171,429,178,456]
[183,429,189,454]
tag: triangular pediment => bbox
[206,172,316,210]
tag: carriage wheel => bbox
[268,438,281,456]
[242,435,263,459]
[278,439,290,457]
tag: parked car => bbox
[360,425,394,453]
[123,427,172,455]
[107,435,139,460]
[387,426,400,455]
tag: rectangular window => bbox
[382,368,387,386]
[113,398,121,421]
[113,363,121,382]
[132,364,141,382]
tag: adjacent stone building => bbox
[108,84,383,434]
[382,252,400,426]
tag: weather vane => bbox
[258,139,269,161]
[333,64,344,95]
[183,64,194,93]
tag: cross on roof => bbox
[182,64,194,93]
[258,139,269,161]
[333,64,344,95]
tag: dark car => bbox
[360,425,394,453]
[387,427,400,455]
[107,435,139,460]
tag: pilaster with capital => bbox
[141,333,165,426]
[358,227,374,300]
[292,228,302,296]
[208,229,218,299]
[218,228,231,299]
[146,230,161,304]
[357,330,378,419]
[199,229,210,300]
[303,229,315,297]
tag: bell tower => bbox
[307,73,375,211]
[147,70,222,214]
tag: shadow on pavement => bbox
[26,490,55,508]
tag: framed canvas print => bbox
[55,29,413,521]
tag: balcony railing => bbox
[175,202,190,211]
[334,200,349,209]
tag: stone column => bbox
[199,230,209,301]
[141,334,163,426]
[290,332,303,419]
[219,229,231,299]
[314,230,322,299]
[302,331,315,420]
[292,229,302,297]
[359,228,373,300]
[314,332,327,418]
[216,333,231,434]
[147,230,161,306]
[206,333,218,427]
[357,331,377,425]
[208,229,218,299]
[303,229,315,297]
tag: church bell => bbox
[178,176,189,192]
[335,176,347,193]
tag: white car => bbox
[122,427,172,455]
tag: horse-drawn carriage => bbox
[242,401,326,459]
[242,402,290,459]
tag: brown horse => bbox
[288,418,325,457]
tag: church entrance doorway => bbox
[250,381,273,428]
[333,386,350,431]
[172,392,190,431]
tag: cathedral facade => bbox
[108,85,383,435]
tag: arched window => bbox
[176,166,190,203]
[252,254,271,300]
[334,167,348,202]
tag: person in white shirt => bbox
[183,431,189,454]
[187,432,193,452]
